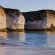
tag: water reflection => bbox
[0,31,55,48]
[46,31,55,48]
[0,32,26,42]
[25,31,48,47]
[7,32,26,42]
[0,32,7,39]
[18,32,26,41]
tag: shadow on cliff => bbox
[22,10,47,31]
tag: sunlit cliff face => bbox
[17,13,25,29]
[5,11,25,30]
[47,13,55,28]
[12,13,25,29]
[0,6,55,30]
[0,6,25,30]
[0,6,6,29]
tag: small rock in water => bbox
[1,43,6,45]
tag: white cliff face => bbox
[5,10,25,30]
[47,14,55,28]
[0,7,6,29]
[0,6,25,30]
[0,7,55,30]
[11,13,25,29]
[17,13,25,29]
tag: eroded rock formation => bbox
[22,10,55,30]
[0,5,55,31]
[0,6,25,31]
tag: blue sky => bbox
[0,0,55,12]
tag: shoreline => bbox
[0,27,55,32]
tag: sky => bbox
[0,0,55,12]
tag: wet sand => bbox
[0,45,55,55]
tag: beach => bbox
[0,45,55,55]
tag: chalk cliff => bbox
[0,6,6,30]
[22,10,55,30]
[0,5,55,31]
[0,6,25,31]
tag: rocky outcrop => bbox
[0,6,6,30]
[0,6,25,31]
[0,5,55,31]
[22,10,55,30]
[47,10,55,28]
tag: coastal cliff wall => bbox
[0,6,6,29]
[4,8,25,30]
[0,6,55,31]
[0,6,25,31]
[22,10,55,30]
[47,10,55,28]
[22,10,48,29]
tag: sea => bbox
[0,31,55,55]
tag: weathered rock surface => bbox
[0,5,55,31]
[0,6,25,31]
[22,10,55,30]
[0,6,6,29]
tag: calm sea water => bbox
[0,31,55,48]
[0,31,55,55]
